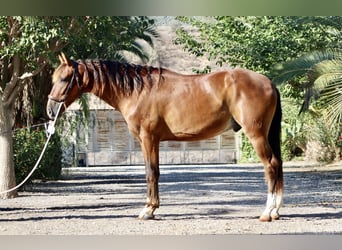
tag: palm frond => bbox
[313,58,342,83]
[272,50,338,84]
[314,74,342,92]
[322,103,342,129]
[131,40,150,62]
[313,59,342,99]
[312,58,342,128]
[274,48,342,129]
[140,26,160,48]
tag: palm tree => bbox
[272,16,342,161]
[273,49,342,128]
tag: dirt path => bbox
[0,162,341,235]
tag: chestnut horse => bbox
[47,53,283,222]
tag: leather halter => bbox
[48,61,81,103]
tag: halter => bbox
[48,61,81,103]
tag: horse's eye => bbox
[59,77,69,84]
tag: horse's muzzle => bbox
[46,99,63,120]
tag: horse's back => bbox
[124,67,276,142]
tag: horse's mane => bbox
[78,59,160,96]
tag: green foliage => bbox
[175,16,338,75]
[280,97,308,160]
[13,128,62,187]
[1,16,157,79]
[240,133,258,163]
[62,16,157,62]
[312,55,342,128]
[312,118,338,163]
[1,17,64,68]
[272,17,342,162]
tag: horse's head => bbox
[47,53,82,120]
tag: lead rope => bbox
[0,102,63,195]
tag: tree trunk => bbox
[0,101,17,199]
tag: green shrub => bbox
[13,128,62,186]
[240,133,259,163]
[304,117,338,163]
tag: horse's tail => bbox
[268,87,283,189]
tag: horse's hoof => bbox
[259,214,272,222]
[138,205,156,220]
[271,212,280,221]
[138,213,155,220]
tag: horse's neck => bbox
[88,76,127,111]
[89,87,116,111]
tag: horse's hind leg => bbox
[248,135,283,222]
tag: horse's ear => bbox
[58,54,64,64]
[59,52,73,66]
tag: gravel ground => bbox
[0,161,341,235]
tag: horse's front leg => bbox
[138,134,160,220]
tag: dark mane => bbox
[77,59,159,96]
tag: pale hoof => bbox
[138,213,155,220]
[271,211,280,220]
[138,206,156,220]
[259,214,272,222]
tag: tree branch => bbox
[2,55,20,105]
[18,60,48,80]
[3,58,49,108]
